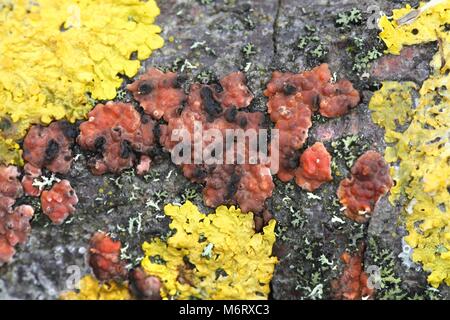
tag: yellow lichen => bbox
[371,3,450,288]
[0,138,23,166]
[379,1,450,55]
[60,275,132,300]
[0,0,163,164]
[141,201,278,300]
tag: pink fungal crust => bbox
[22,163,42,197]
[88,232,127,281]
[337,150,393,223]
[41,180,78,225]
[331,245,374,300]
[0,165,23,198]
[0,165,34,265]
[127,68,186,121]
[294,142,332,192]
[157,70,273,213]
[23,121,76,174]
[264,63,360,181]
[77,101,156,175]
[129,267,162,300]
[0,196,34,265]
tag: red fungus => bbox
[88,232,127,281]
[21,163,42,197]
[331,246,374,300]
[214,72,254,108]
[159,72,274,213]
[127,68,186,121]
[41,180,78,225]
[337,151,393,223]
[0,200,34,265]
[294,142,332,191]
[0,165,23,198]
[136,155,152,176]
[77,102,156,175]
[23,121,76,174]
[0,165,34,265]
[264,64,359,181]
[129,267,162,300]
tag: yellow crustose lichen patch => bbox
[372,2,450,288]
[141,201,278,300]
[0,0,163,164]
[60,275,132,300]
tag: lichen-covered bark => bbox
[0,0,445,300]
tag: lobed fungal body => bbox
[155,71,273,213]
[331,248,374,300]
[23,121,77,174]
[77,102,156,175]
[294,142,332,192]
[0,165,33,265]
[337,151,392,223]
[88,232,127,281]
[264,64,359,181]
[41,180,78,225]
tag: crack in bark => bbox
[272,0,282,58]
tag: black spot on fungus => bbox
[224,106,238,122]
[312,95,321,111]
[287,152,300,169]
[173,75,187,89]
[238,116,248,128]
[283,84,297,95]
[213,83,224,93]
[193,167,207,180]
[94,136,106,152]
[44,139,60,163]
[59,121,78,139]
[200,86,222,120]
[226,173,241,199]
[120,140,132,159]
[138,82,153,95]
[141,114,151,124]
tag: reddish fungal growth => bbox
[0,165,34,265]
[337,151,393,223]
[203,163,274,213]
[331,246,374,300]
[214,72,254,108]
[264,64,359,181]
[23,121,77,174]
[88,232,127,281]
[77,102,156,175]
[275,106,312,182]
[41,180,78,225]
[159,72,273,213]
[0,200,34,265]
[294,142,332,191]
[22,163,42,197]
[136,155,152,176]
[129,267,162,300]
[0,165,23,198]
[127,68,186,121]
